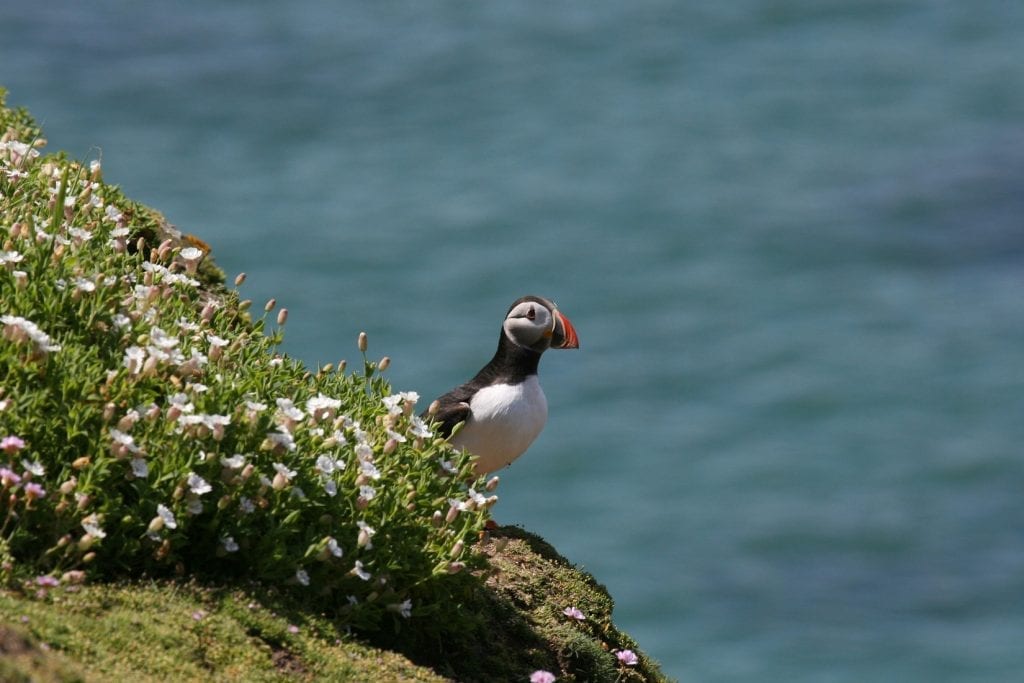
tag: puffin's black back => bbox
[425,319,544,438]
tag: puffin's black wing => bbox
[425,386,474,439]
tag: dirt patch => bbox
[0,625,33,655]
[271,646,308,675]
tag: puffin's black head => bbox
[502,295,580,353]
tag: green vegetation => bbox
[0,89,669,682]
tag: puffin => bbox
[427,295,579,475]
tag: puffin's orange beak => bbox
[551,310,579,349]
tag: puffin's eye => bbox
[526,306,536,321]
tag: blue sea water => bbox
[3,2,1024,680]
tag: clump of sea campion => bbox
[0,93,493,632]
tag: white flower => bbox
[295,569,310,586]
[327,537,343,558]
[222,536,239,553]
[383,391,419,415]
[1,314,62,353]
[207,333,229,347]
[21,459,45,476]
[238,497,255,514]
[386,429,407,444]
[110,227,130,238]
[245,400,268,413]
[81,513,106,538]
[187,472,212,495]
[149,327,179,350]
[157,504,177,529]
[354,443,374,462]
[272,463,296,480]
[112,313,132,329]
[265,430,296,452]
[306,393,341,421]
[123,346,146,374]
[467,488,487,508]
[388,599,412,619]
[104,204,123,222]
[130,458,149,478]
[351,560,371,581]
[359,485,376,501]
[322,479,338,497]
[439,459,458,475]
[109,428,141,454]
[275,398,304,423]
[382,395,403,416]
[359,461,381,481]
[357,521,376,548]
[180,247,204,262]
[169,393,195,413]
[68,228,93,244]
[220,454,246,469]
[72,277,96,293]
[0,250,24,266]
[315,454,341,475]
[409,416,432,439]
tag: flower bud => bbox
[448,561,465,574]
[72,456,91,470]
[102,402,116,422]
[485,476,500,492]
[147,516,165,533]
[432,510,443,527]
[276,308,288,326]
[450,540,464,558]
[61,569,86,584]
[83,552,97,564]
[446,505,460,524]
[383,438,397,455]
[378,356,391,371]
[272,472,288,490]
[234,272,246,287]
[357,332,368,353]
[264,298,276,313]
[337,360,347,373]
[59,478,77,495]
[428,400,440,416]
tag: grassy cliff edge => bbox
[0,90,670,683]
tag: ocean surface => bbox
[3,2,1024,680]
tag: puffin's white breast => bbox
[451,376,548,473]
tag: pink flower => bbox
[615,649,639,666]
[0,467,21,488]
[1,435,25,455]
[530,671,556,683]
[23,482,45,500]
[562,606,585,621]
[35,575,59,587]
[287,624,299,634]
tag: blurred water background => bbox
[4,2,1024,680]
